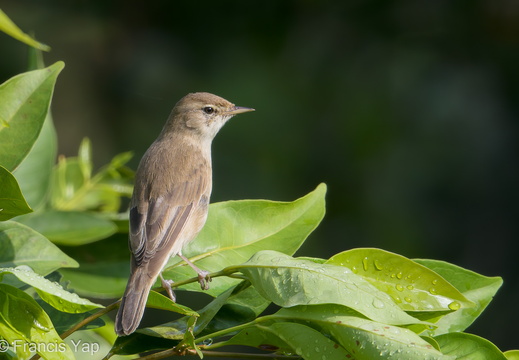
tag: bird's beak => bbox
[226,106,255,115]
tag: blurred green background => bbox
[1,0,518,351]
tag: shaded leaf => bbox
[0,165,32,220]
[15,210,118,245]
[163,183,327,296]
[234,250,423,326]
[0,62,63,171]
[224,322,352,359]
[0,221,77,275]
[0,9,50,51]
[0,267,102,313]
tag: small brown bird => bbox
[115,92,254,336]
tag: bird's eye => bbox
[203,106,215,114]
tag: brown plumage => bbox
[115,92,254,336]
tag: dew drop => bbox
[362,257,369,271]
[406,285,414,290]
[374,259,383,271]
[395,284,404,292]
[315,347,320,353]
[448,301,461,310]
[372,299,385,309]
[396,272,403,279]
[33,320,51,332]
[429,288,437,295]
[404,297,412,303]
[352,266,358,274]
[432,279,438,285]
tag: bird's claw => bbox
[198,270,211,290]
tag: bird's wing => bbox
[129,173,209,268]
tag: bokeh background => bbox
[1,0,518,351]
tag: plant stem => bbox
[138,349,300,359]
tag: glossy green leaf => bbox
[504,350,519,360]
[15,210,118,245]
[233,250,423,326]
[162,183,327,296]
[327,248,473,312]
[224,322,352,359]
[0,62,63,171]
[0,165,32,220]
[0,9,50,51]
[272,305,452,359]
[435,333,507,360]
[0,267,102,313]
[13,112,57,210]
[0,284,73,359]
[0,221,78,275]
[415,258,503,335]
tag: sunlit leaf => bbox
[0,62,63,170]
[0,165,32,220]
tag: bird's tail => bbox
[115,268,155,336]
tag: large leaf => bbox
[13,112,57,210]
[162,183,327,296]
[273,305,452,359]
[0,267,102,313]
[0,9,50,51]
[0,284,73,360]
[326,248,473,312]
[0,221,78,275]
[415,259,503,335]
[224,322,352,359]
[0,165,32,220]
[0,62,64,171]
[233,250,423,326]
[15,210,118,245]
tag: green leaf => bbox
[146,290,198,316]
[0,266,102,313]
[0,221,78,275]
[0,61,64,171]
[57,233,130,298]
[504,350,519,360]
[0,165,32,220]
[50,147,134,213]
[0,9,51,51]
[15,210,118,245]
[109,332,178,357]
[13,112,57,210]
[162,183,327,296]
[326,248,474,312]
[0,283,73,359]
[415,259,503,335]
[233,250,423,326]
[224,322,352,359]
[272,305,453,359]
[142,281,268,340]
[435,333,507,360]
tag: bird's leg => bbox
[159,273,176,302]
[178,254,211,290]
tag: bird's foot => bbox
[197,270,212,291]
[160,273,176,302]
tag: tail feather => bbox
[115,269,155,336]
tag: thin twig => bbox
[138,348,300,359]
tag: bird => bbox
[115,92,254,336]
